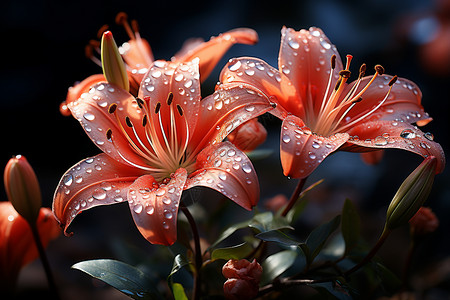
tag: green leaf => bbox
[341,199,361,254]
[261,250,297,284]
[374,262,401,293]
[171,283,188,300]
[209,220,250,249]
[249,212,293,233]
[211,242,253,261]
[168,254,191,279]
[72,259,161,300]
[301,215,341,265]
[255,230,301,247]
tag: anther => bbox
[176,104,184,116]
[106,129,113,141]
[166,92,174,105]
[375,65,385,75]
[334,78,342,91]
[108,103,118,114]
[135,97,145,109]
[352,97,363,103]
[115,12,128,25]
[339,70,351,78]
[85,45,94,59]
[359,63,366,78]
[97,25,109,39]
[155,102,161,114]
[142,114,148,127]
[131,20,139,33]
[331,55,336,69]
[125,116,133,127]
[388,75,398,86]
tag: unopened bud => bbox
[4,155,42,224]
[227,119,267,152]
[101,31,129,91]
[385,156,437,230]
[222,259,262,300]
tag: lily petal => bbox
[280,115,349,178]
[191,82,274,151]
[341,75,431,126]
[61,74,106,116]
[186,142,259,210]
[69,82,151,168]
[279,27,343,117]
[173,28,259,81]
[139,59,201,132]
[127,168,187,245]
[344,120,445,173]
[53,154,145,235]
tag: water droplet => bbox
[134,204,143,214]
[146,206,155,215]
[64,175,73,186]
[163,197,172,205]
[424,132,434,141]
[242,164,252,173]
[92,188,107,200]
[374,136,388,146]
[309,153,316,160]
[214,159,222,167]
[227,149,236,157]
[75,175,83,183]
[184,80,193,88]
[155,188,165,196]
[228,60,241,71]
[174,73,184,81]
[219,174,227,180]
[312,142,320,149]
[400,129,416,139]
[245,69,255,76]
[282,134,291,143]
[163,222,169,230]
[320,39,331,50]
[83,113,95,121]
[164,210,173,219]
[288,39,300,49]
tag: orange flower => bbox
[409,206,439,236]
[220,27,445,178]
[0,202,60,288]
[53,58,273,245]
[60,12,258,116]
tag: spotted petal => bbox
[127,168,187,245]
[185,142,259,210]
[53,153,145,236]
[280,115,349,178]
[173,28,259,81]
[190,82,274,152]
[343,120,445,173]
[278,27,343,117]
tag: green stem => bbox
[180,204,202,300]
[344,227,392,277]
[281,177,308,217]
[29,222,60,299]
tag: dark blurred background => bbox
[1,0,449,298]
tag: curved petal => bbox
[53,154,145,235]
[340,75,431,127]
[185,142,259,210]
[127,168,187,245]
[219,57,293,119]
[278,27,343,117]
[280,115,349,178]
[139,59,201,132]
[173,28,259,81]
[190,82,274,153]
[60,74,106,116]
[343,120,445,173]
[69,82,153,168]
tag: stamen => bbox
[97,25,109,39]
[115,12,135,40]
[389,75,398,86]
[167,92,174,105]
[359,64,366,78]
[108,103,118,114]
[85,43,101,66]
[331,55,336,69]
[155,102,161,114]
[106,129,113,141]
[375,64,385,75]
[352,96,363,103]
[142,114,148,127]
[136,97,145,109]
[125,116,133,127]
[339,70,351,78]
[176,104,184,116]
[334,78,342,91]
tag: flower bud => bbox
[409,206,439,236]
[222,259,262,300]
[227,119,267,152]
[385,156,437,230]
[4,155,42,224]
[101,31,129,91]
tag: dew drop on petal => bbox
[64,174,73,186]
[424,132,434,141]
[146,206,155,215]
[219,174,227,181]
[400,129,416,139]
[155,188,165,196]
[228,60,241,71]
[242,164,252,174]
[164,210,173,219]
[92,188,107,200]
[83,113,95,121]
[288,39,300,49]
[134,204,143,214]
[282,134,291,143]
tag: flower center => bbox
[106,93,196,182]
[308,55,397,137]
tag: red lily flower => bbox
[60,13,258,116]
[0,202,60,288]
[53,59,273,245]
[220,27,445,178]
